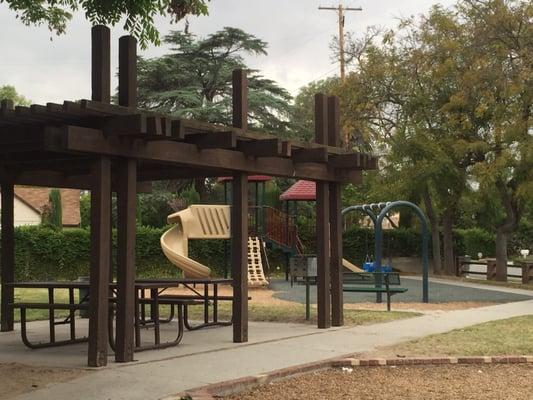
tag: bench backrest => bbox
[343,272,401,286]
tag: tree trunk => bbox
[495,228,509,282]
[442,208,455,275]
[423,189,442,274]
[194,178,208,203]
[494,181,521,282]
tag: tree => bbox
[42,189,63,229]
[0,85,31,106]
[291,78,339,141]
[460,0,532,278]
[1,0,209,47]
[138,28,293,135]
[339,0,532,275]
[339,5,495,274]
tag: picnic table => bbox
[7,278,234,351]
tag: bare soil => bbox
[0,363,86,400]
[164,285,496,312]
[226,364,533,400]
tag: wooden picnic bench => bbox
[342,272,407,311]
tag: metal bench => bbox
[343,272,407,311]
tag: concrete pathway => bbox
[11,298,533,400]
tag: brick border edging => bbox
[169,355,533,400]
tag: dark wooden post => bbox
[1,181,15,332]
[231,172,248,342]
[232,69,249,343]
[115,35,138,362]
[115,160,137,362]
[118,36,137,107]
[315,93,331,329]
[91,25,111,103]
[88,157,111,367]
[328,96,343,326]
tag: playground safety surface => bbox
[271,277,533,304]
[226,364,533,400]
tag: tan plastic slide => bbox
[342,258,363,273]
[160,205,268,285]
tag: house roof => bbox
[14,187,81,226]
[279,180,316,201]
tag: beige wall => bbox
[0,193,42,226]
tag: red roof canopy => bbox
[218,175,272,183]
[279,180,316,201]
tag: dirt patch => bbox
[0,363,86,399]
[162,285,496,312]
[226,364,533,400]
[343,301,498,312]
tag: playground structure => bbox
[342,201,430,303]
[161,205,269,286]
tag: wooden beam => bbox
[104,114,147,136]
[0,181,15,332]
[237,138,281,157]
[232,69,248,129]
[118,36,137,108]
[328,96,343,327]
[329,153,362,169]
[292,147,328,163]
[44,126,359,184]
[315,93,331,329]
[231,172,248,342]
[115,159,137,362]
[88,156,111,367]
[184,131,237,149]
[91,25,111,103]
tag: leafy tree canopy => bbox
[1,0,209,47]
[138,27,294,136]
[0,85,31,106]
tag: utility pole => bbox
[319,4,362,82]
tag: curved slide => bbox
[342,258,363,273]
[161,205,268,285]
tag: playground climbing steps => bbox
[248,237,269,286]
[161,205,268,286]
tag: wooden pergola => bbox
[0,26,377,367]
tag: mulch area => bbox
[0,363,86,400]
[225,364,533,400]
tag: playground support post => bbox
[374,201,429,303]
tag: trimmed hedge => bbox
[1,225,228,281]
[1,223,525,280]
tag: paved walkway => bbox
[11,298,533,400]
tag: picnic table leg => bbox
[48,288,55,344]
[387,292,391,312]
[213,284,218,323]
[305,277,311,321]
[203,283,209,324]
[153,294,160,346]
[150,289,158,323]
[69,288,76,340]
[134,292,141,348]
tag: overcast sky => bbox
[0,0,457,104]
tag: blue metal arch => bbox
[374,201,430,303]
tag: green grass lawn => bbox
[8,288,419,326]
[383,315,533,356]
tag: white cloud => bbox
[0,0,457,103]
